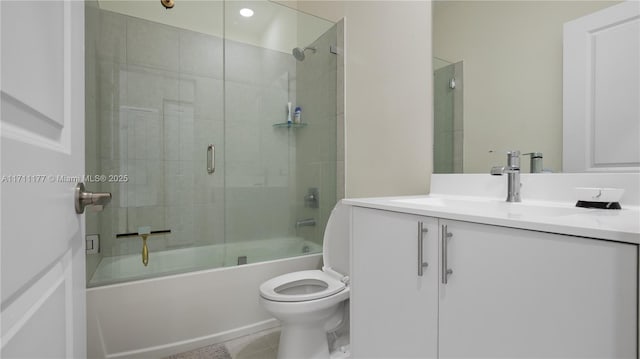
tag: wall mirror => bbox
[432,0,638,174]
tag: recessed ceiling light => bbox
[240,8,254,17]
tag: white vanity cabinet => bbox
[351,206,638,359]
[438,218,637,358]
[351,207,439,358]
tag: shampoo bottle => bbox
[294,106,302,124]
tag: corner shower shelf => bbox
[273,123,308,129]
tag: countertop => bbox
[343,194,640,244]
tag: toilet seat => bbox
[260,270,346,302]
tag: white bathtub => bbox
[87,238,323,358]
[89,237,321,287]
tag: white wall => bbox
[293,1,433,198]
[433,1,620,173]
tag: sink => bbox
[391,196,592,218]
[500,202,590,217]
[393,197,476,207]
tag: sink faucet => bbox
[490,150,521,202]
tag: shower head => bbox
[292,46,316,62]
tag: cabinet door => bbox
[351,207,438,358]
[439,219,637,358]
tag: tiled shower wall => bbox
[86,8,298,278]
[294,23,340,245]
[224,40,296,244]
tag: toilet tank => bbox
[322,201,350,278]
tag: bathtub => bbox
[89,237,322,287]
[87,237,323,359]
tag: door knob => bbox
[75,183,112,214]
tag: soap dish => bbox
[576,200,621,209]
[574,187,624,210]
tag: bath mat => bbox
[165,343,232,359]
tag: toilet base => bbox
[330,344,351,359]
[278,324,330,359]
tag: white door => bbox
[563,0,640,172]
[1,1,86,358]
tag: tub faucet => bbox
[295,218,316,228]
[490,150,521,202]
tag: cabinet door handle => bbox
[418,221,429,276]
[441,224,453,284]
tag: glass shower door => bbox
[85,1,225,286]
[85,0,339,286]
[223,1,337,264]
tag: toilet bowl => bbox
[259,202,351,359]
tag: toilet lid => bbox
[322,201,350,278]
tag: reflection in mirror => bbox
[434,58,463,173]
[432,0,622,173]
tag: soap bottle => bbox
[294,106,302,124]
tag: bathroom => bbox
[0,0,638,358]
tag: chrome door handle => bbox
[207,144,215,174]
[418,221,429,276]
[441,224,453,284]
[75,183,111,214]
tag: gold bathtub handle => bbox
[141,234,149,267]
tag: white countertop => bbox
[343,194,640,244]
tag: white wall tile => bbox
[98,10,126,64]
[126,17,179,72]
[194,76,224,122]
[179,30,223,79]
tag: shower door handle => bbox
[207,144,215,174]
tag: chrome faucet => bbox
[295,218,316,229]
[490,150,521,202]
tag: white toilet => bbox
[259,202,351,359]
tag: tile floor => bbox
[226,328,280,359]
[165,327,280,359]
[165,344,232,359]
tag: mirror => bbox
[432,0,623,174]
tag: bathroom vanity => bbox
[345,174,640,358]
